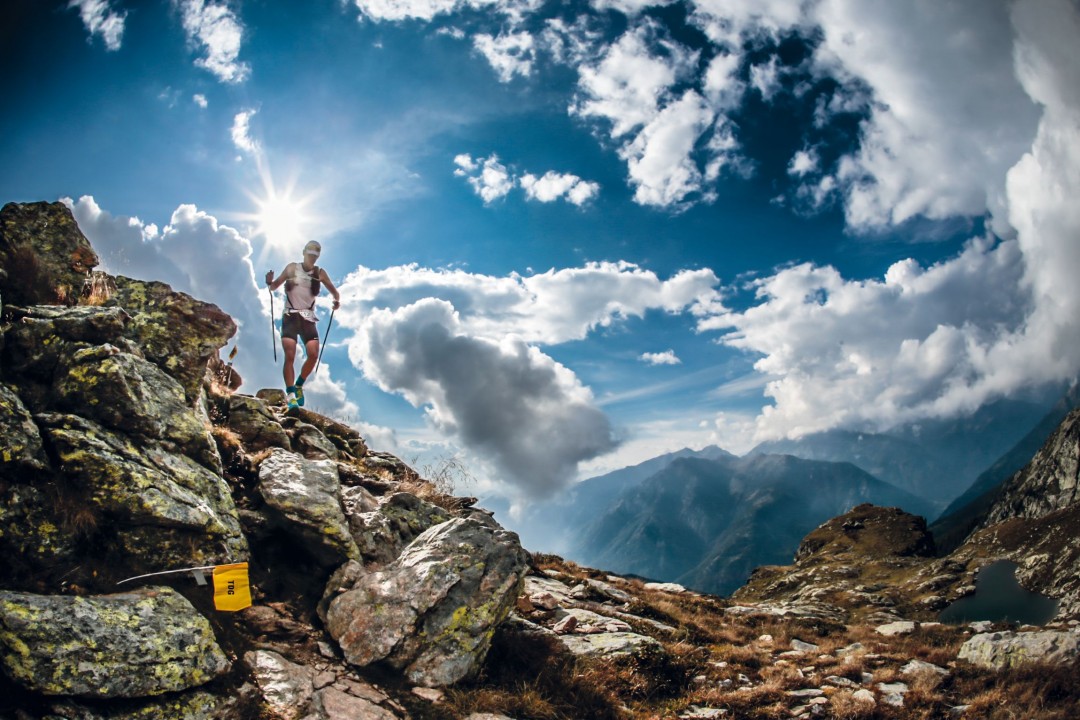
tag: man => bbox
[265,240,340,411]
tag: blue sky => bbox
[4,0,1079,506]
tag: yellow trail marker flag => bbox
[212,562,252,612]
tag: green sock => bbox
[296,376,306,387]
[286,385,296,394]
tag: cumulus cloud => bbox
[788,147,819,177]
[570,23,748,207]
[352,299,618,497]
[330,261,721,494]
[68,0,126,51]
[350,0,541,23]
[686,0,1080,445]
[335,261,722,345]
[705,238,1034,439]
[520,171,600,205]
[456,154,601,206]
[808,0,1041,231]
[454,153,513,203]
[176,0,250,84]
[193,94,208,108]
[640,350,681,366]
[473,31,535,82]
[64,196,280,392]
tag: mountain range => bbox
[493,384,1074,596]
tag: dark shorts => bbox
[281,312,319,344]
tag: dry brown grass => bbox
[829,689,877,720]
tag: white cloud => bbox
[350,0,542,23]
[473,31,535,82]
[176,0,250,84]
[688,0,807,48]
[749,56,782,100]
[520,171,600,205]
[590,0,676,14]
[68,0,126,51]
[337,261,721,346]
[352,299,618,497]
[231,109,259,155]
[462,154,511,202]
[572,24,696,139]
[808,0,1041,231]
[64,196,280,392]
[619,89,715,207]
[706,237,1035,440]
[193,94,208,108]
[640,350,681,366]
[303,361,362,421]
[330,258,721,489]
[457,154,601,206]
[788,147,818,177]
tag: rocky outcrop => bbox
[980,408,1080,527]
[0,201,98,306]
[0,587,229,698]
[959,629,1080,670]
[257,448,360,566]
[324,517,529,686]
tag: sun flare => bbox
[253,191,310,251]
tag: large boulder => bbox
[1,305,133,403]
[226,394,291,453]
[103,276,236,401]
[348,492,451,566]
[0,201,98,306]
[0,587,230,698]
[44,690,236,720]
[958,629,1080,670]
[40,412,248,568]
[52,344,219,469]
[324,517,529,687]
[257,448,360,566]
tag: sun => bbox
[253,190,310,251]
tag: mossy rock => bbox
[0,201,99,307]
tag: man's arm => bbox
[320,268,341,309]
[266,264,292,291]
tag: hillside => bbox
[1,200,1078,719]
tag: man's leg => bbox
[299,337,320,381]
[282,338,298,388]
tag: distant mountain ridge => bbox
[489,445,732,553]
[749,398,1052,511]
[569,453,935,595]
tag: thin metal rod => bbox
[116,565,218,586]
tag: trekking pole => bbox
[314,307,335,377]
[267,280,277,362]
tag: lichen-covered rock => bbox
[0,587,229,698]
[348,492,451,566]
[52,345,219,469]
[0,383,46,476]
[324,517,529,687]
[44,690,237,720]
[2,305,131,386]
[0,201,98,306]
[958,629,1080,669]
[290,421,339,461]
[257,448,359,566]
[103,276,236,401]
[40,413,247,567]
[226,394,290,453]
[0,482,80,574]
